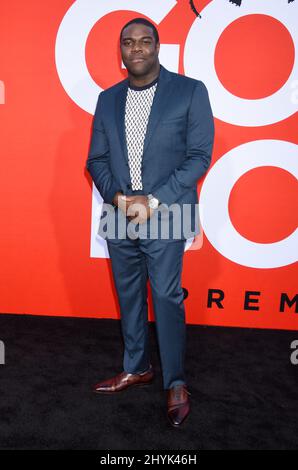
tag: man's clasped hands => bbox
[112,192,154,224]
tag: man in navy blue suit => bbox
[86,18,214,427]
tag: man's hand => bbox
[122,195,154,224]
[112,191,129,214]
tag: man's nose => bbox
[131,41,143,53]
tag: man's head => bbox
[120,18,160,78]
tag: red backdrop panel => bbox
[0,0,297,329]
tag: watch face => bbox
[149,198,158,209]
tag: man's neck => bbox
[128,63,160,88]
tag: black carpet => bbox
[0,313,297,450]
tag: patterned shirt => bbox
[124,75,159,190]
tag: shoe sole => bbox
[93,378,154,394]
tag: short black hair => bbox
[120,18,159,44]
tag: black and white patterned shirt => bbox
[125,76,159,190]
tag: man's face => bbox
[120,23,160,77]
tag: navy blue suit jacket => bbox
[86,64,215,241]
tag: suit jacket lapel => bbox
[115,64,173,166]
[115,80,129,164]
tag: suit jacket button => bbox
[127,184,131,189]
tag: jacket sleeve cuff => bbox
[105,182,122,206]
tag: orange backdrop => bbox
[0,0,297,329]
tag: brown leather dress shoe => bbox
[93,364,154,393]
[167,384,191,427]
